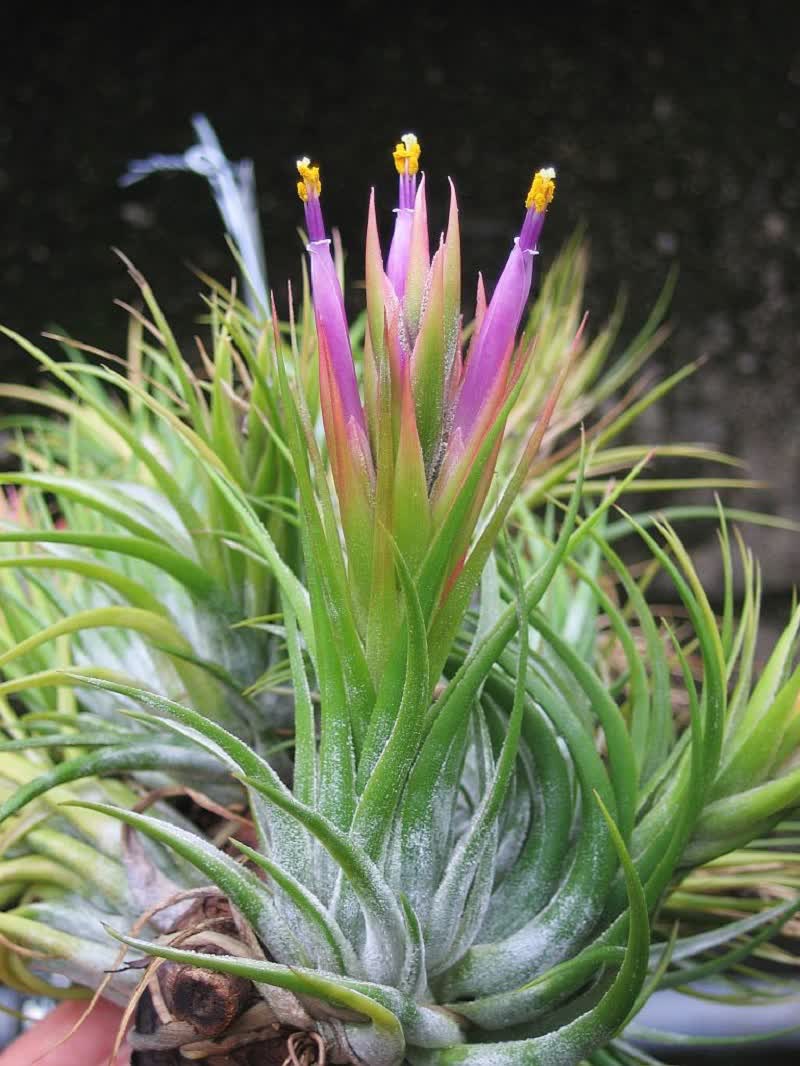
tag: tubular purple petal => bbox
[387,134,421,299]
[387,208,414,298]
[518,208,546,254]
[297,157,366,433]
[452,167,556,437]
[451,240,533,436]
[307,239,366,432]
[303,197,326,244]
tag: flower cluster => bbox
[298,136,556,621]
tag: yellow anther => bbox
[393,133,421,176]
[296,157,322,202]
[525,167,556,213]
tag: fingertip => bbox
[0,997,129,1066]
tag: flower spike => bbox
[301,144,559,643]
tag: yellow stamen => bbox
[393,133,421,176]
[525,167,556,213]
[296,157,322,202]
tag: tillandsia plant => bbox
[0,125,797,1066]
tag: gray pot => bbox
[630,984,800,1061]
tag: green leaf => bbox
[0,530,218,601]
[449,945,625,1031]
[425,539,528,975]
[418,794,649,1064]
[437,656,618,1000]
[230,839,359,975]
[0,741,227,827]
[64,800,300,956]
[0,555,166,615]
[282,597,317,812]
[352,537,429,858]
[477,673,573,940]
[0,912,142,1000]
[240,771,413,987]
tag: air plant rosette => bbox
[0,126,797,1066]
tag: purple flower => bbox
[451,167,556,439]
[297,158,366,435]
[386,133,421,299]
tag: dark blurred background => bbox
[0,1,799,1057]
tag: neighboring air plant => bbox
[121,112,270,317]
[0,258,312,740]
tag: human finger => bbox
[0,997,130,1066]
